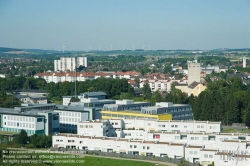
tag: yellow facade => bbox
[102,110,172,120]
[188,83,206,96]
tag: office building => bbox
[102,100,152,112]
[71,98,115,108]
[140,102,194,121]
[0,108,59,135]
[54,105,101,133]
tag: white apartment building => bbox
[53,132,250,166]
[34,71,140,83]
[53,134,185,158]
[53,117,250,166]
[113,71,141,79]
[140,79,188,92]
[54,57,87,72]
[77,120,109,137]
[76,118,222,140]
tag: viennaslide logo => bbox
[220,146,248,165]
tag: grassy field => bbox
[2,153,168,166]
[222,126,250,134]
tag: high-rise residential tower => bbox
[243,56,246,68]
[54,57,87,71]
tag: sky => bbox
[0,0,250,51]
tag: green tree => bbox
[4,95,21,108]
[134,77,140,87]
[142,83,151,100]
[150,90,163,105]
[14,129,28,145]
[245,111,250,128]
[70,97,80,102]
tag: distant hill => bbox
[0,47,23,53]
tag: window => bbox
[189,151,193,154]
[37,118,43,122]
[204,154,208,158]
[162,125,165,127]
[197,125,200,128]
[53,116,59,120]
[175,125,178,128]
[85,125,88,128]
[147,123,151,126]
[115,122,118,125]
[171,125,174,128]
[175,136,180,140]
[17,123,19,127]
[134,145,137,148]
[56,139,59,142]
[194,151,198,155]
[143,146,145,149]
[147,146,150,150]
[130,145,132,148]
[203,137,208,141]
[195,137,199,140]
[89,125,93,128]
[191,137,194,140]
[201,125,204,128]
[184,126,187,128]
[209,155,213,158]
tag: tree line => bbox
[0,76,135,105]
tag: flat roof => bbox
[79,120,103,123]
[0,108,45,117]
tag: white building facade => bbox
[54,57,87,72]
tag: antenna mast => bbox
[75,57,77,98]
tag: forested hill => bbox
[186,77,250,125]
[0,47,22,53]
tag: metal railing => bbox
[50,148,199,166]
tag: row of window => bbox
[4,122,35,129]
[172,113,193,117]
[56,111,81,117]
[79,125,94,128]
[124,133,144,137]
[4,116,35,122]
[60,117,80,123]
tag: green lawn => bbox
[222,127,250,134]
[1,152,167,166]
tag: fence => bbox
[50,148,199,166]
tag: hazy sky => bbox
[0,0,250,50]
